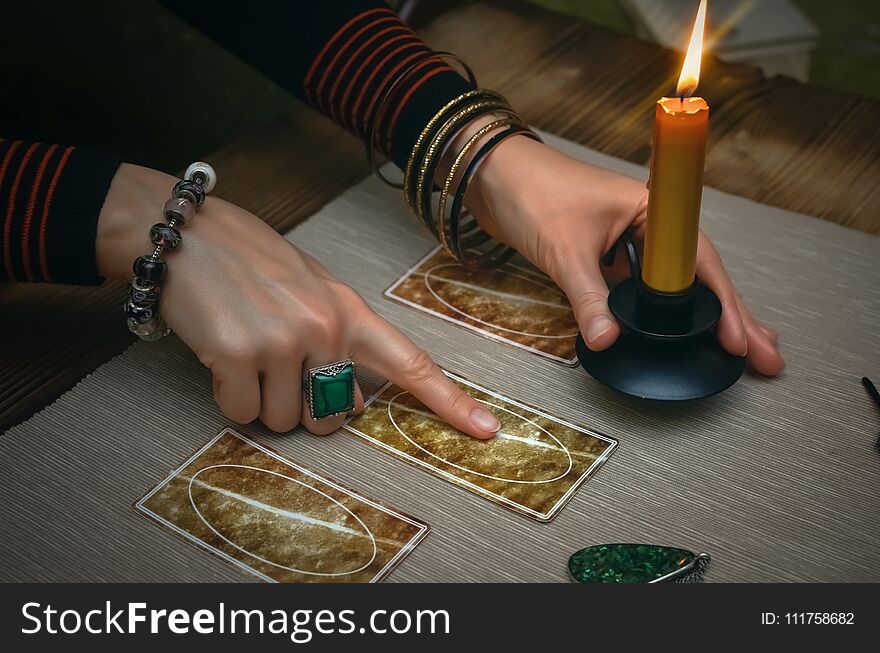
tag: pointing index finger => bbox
[353,315,500,439]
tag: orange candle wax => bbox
[641,96,709,293]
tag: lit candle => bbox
[641,0,709,293]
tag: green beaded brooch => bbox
[568,544,711,583]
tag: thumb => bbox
[556,259,620,352]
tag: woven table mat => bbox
[1,134,878,582]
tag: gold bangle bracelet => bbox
[413,103,512,239]
[403,89,495,189]
[403,89,508,214]
[411,100,515,238]
[404,90,509,221]
[435,117,518,252]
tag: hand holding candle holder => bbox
[577,0,745,401]
[575,231,745,401]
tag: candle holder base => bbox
[576,329,745,401]
[576,234,745,401]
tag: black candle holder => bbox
[576,232,745,401]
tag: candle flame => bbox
[676,0,707,97]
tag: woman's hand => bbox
[465,136,784,376]
[96,164,501,437]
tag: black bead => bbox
[129,287,155,306]
[124,300,154,325]
[129,278,159,306]
[173,179,205,207]
[133,256,167,282]
[149,223,182,249]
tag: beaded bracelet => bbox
[125,162,217,341]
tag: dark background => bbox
[1,0,878,173]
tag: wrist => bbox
[96,163,178,281]
[463,131,539,241]
[431,114,537,244]
[432,113,501,187]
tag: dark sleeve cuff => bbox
[386,69,472,169]
[0,138,121,285]
[45,147,122,285]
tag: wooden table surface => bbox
[1,0,879,435]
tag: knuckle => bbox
[720,294,739,313]
[633,191,649,221]
[299,307,339,347]
[442,386,474,416]
[333,282,371,321]
[402,348,439,386]
[261,326,300,359]
[351,305,385,343]
[303,281,374,345]
[535,228,571,279]
[308,291,347,327]
[698,240,720,266]
[571,288,608,317]
[333,280,364,304]
[206,335,257,371]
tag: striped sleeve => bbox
[0,138,121,284]
[162,0,473,168]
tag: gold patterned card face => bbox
[136,428,429,583]
[343,373,617,522]
[385,246,579,365]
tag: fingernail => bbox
[470,407,500,432]
[586,316,613,343]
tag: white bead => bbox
[184,161,217,193]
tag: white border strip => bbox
[135,428,429,583]
[384,246,579,366]
[343,372,617,522]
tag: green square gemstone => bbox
[310,363,355,419]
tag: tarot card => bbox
[343,373,617,522]
[136,428,429,583]
[385,246,579,365]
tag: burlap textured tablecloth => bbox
[2,134,878,582]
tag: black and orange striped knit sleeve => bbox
[162,0,473,168]
[1,2,472,286]
[0,139,120,284]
